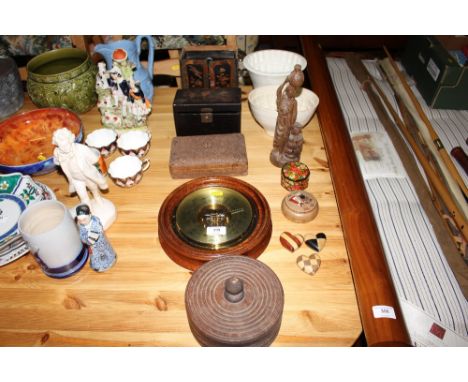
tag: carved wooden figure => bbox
[270,64,305,168]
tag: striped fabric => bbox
[326,57,468,345]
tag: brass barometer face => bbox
[173,186,257,249]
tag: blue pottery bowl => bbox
[0,108,83,175]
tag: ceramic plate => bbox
[0,194,26,241]
[0,172,56,266]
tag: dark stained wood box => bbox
[169,133,248,179]
[180,46,238,89]
[173,87,241,136]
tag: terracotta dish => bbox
[0,108,83,175]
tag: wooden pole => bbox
[357,58,468,241]
[346,55,468,296]
[382,47,468,202]
[379,59,467,240]
[396,96,468,293]
[344,54,468,298]
[300,37,410,346]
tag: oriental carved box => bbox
[173,87,241,136]
[180,46,238,89]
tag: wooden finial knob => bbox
[224,277,244,303]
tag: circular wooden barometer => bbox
[185,256,284,346]
[158,176,272,271]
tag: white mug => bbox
[108,155,150,188]
[18,200,88,278]
[117,130,151,158]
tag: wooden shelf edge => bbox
[300,36,411,347]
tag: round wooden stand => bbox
[185,256,284,346]
[158,176,272,271]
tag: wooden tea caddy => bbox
[185,256,284,346]
[180,45,238,89]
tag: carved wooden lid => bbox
[185,256,284,347]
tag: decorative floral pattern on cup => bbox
[117,130,151,158]
[108,155,150,188]
[85,128,117,158]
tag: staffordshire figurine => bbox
[96,48,152,135]
[76,204,116,272]
[52,128,116,229]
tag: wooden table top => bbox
[0,87,362,346]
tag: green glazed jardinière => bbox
[27,48,97,114]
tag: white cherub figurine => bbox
[52,128,116,230]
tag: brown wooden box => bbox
[180,46,238,89]
[169,133,248,179]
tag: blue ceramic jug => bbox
[95,36,154,101]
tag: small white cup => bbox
[108,155,150,188]
[85,128,117,157]
[117,130,151,158]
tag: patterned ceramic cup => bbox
[85,128,118,157]
[117,130,151,158]
[108,155,150,188]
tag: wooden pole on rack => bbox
[300,37,411,346]
[394,95,468,295]
[355,57,468,241]
[380,57,468,223]
[344,54,468,298]
[382,47,468,201]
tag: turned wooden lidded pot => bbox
[185,256,284,346]
[281,190,319,223]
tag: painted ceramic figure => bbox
[52,128,116,230]
[270,64,305,167]
[96,47,152,134]
[76,204,116,272]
